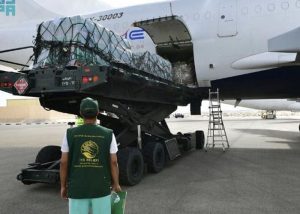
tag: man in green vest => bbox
[60,97,121,214]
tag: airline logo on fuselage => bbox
[123,29,145,41]
[0,0,15,16]
[128,29,145,40]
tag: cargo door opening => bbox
[134,16,197,86]
[157,43,196,86]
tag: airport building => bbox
[0,99,74,123]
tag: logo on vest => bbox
[81,140,99,159]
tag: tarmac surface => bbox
[1,116,300,214]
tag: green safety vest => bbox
[66,124,112,199]
[76,117,84,126]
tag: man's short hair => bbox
[80,97,99,119]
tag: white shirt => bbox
[61,132,118,154]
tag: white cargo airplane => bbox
[1,0,300,100]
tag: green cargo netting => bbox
[133,51,172,81]
[34,16,173,81]
[35,45,109,67]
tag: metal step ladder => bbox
[206,89,229,152]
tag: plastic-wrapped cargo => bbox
[172,62,196,86]
[38,16,131,51]
[133,51,173,81]
[35,45,109,68]
[34,15,173,81]
[34,15,132,68]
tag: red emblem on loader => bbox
[14,77,29,95]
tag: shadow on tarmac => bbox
[235,128,300,149]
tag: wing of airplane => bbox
[223,99,300,112]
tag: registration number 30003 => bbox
[92,12,124,22]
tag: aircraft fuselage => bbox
[1,0,300,100]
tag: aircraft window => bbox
[241,7,248,15]
[194,12,201,21]
[221,15,225,19]
[205,12,211,20]
[281,2,289,10]
[267,3,275,12]
[255,5,262,14]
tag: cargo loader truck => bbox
[0,16,206,186]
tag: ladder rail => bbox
[206,88,229,151]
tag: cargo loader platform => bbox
[1,64,205,186]
[0,15,207,186]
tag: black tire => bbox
[195,131,205,150]
[143,142,166,173]
[17,174,34,185]
[117,148,144,186]
[35,146,62,164]
[22,180,35,185]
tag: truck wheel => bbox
[117,148,144,186]
[17,174,34,185]
[143,142,166,173]
[22,181,34,185]
[35,146,62,164]
[195,131,205,150]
